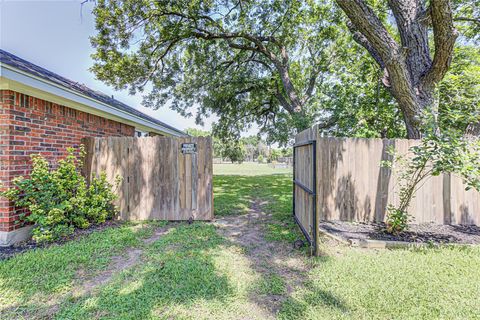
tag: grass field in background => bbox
[213,162,292,176]
[213,163,298,243]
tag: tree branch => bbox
[317,115,338,130]
[336,0,400,66]
[454,17,480,25]
[336,0,421,136]
[152,9,304,115]
[274,81,294,114]
[422,0,458,86]
[346,21,385,69]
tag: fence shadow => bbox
[335,173,359,221]
[305,135,479,226]
[373,139,394,222]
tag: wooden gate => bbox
[293,139,317,252]
[82,136,213,221]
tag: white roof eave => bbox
[0,63,185,137]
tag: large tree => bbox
[90,0,343,143]
[335,0,465,138]
[90,0,478,141]
[318,39,407,138]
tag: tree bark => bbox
[336,0,457,139]
[466,122,480,137]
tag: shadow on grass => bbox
[0,223,157,318]
[214,175,259,216]
[279,288,349,320]
[214,174,347,317]
[214,174,299,242]
[55,223,235,319]
[2,173,349,319]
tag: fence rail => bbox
[82,136,213,221]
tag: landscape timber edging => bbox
[318,226,477,249]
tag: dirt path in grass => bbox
[5,223,177,319]
[75,225,173,297]
[25,225,175,320]
[214,199,310,317]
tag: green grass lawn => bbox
[280,245,480,320]
[1,163,480,319]
[213,162,292,176]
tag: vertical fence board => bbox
[450,175,480,225]
[293,132,480,227]
[82,136,213,221]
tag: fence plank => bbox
[82,136,213,221]
[292,133,480,226]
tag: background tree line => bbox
[185,128,292,163]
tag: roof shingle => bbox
[0,49,185,136]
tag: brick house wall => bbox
[0,90,135,233]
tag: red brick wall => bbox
[0,90,135,232]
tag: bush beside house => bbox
[1,147,119,242]
[0,50,186,245]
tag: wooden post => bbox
[314,128,321,256]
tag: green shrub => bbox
[385,206,410,235]
[382,110,480,234]
[0,147,120,243]
[257,155,264,163]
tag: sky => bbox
[0,0,254,134]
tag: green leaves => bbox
[385,205,411,235]
[0,148,119,243]
[385,110,480,234]
[439,45,480,133]
[90,0,346,143]
[90,1,479,143]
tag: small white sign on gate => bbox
[181,143,197,154]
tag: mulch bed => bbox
[319,221,480,245]
[0,220,123,260]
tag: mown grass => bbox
[213,162,292,176]
[279,245,480,320]
[215,166,480,319]
[0,222,160,318]
[55,223,272,319]
[1,163,480,319]
[213,175,255,216]
[254,273,287,296]
[213,172,300,243]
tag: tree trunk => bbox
[466,122,480,136]
[403,115,422,139]
[336,0,457,139]
[396,85,436,139]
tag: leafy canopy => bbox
[91,0,344,144]
[91,0,480,143]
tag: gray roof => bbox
[0,49,185,136]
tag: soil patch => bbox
[75,222,173,296]
[75,248,144,297]
[214,200,309,318]
[0,220,124,260]
[320,221,480,245]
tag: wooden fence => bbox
[293,139,316,251]
[295,125,480,230]
[82,136,213,221]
